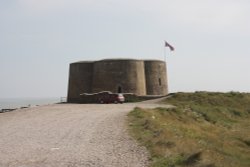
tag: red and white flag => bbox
[164,41,174,51]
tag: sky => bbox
[0,0,250,98]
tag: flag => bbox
[164,41,174,51]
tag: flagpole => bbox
[164,41,167,62]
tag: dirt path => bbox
[0,102,170,167]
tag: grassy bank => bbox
[128,92,250,167]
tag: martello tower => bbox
[67,59,168,103]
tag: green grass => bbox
[128,92,250,167]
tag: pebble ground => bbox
[0,102,170,167]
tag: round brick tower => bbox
[91,59,146,95]
[67,59,168,103]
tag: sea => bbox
[0,97,63,110]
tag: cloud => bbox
[18,0,68,11]
[128,0,250,35]
[10,0,250,35]
[17,0,115,13]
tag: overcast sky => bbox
[0,0,250,98]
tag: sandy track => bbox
[0,102,170,167]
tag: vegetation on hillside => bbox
[128,92,250,167]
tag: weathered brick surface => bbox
[67,59,168,103]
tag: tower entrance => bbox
[118,86,122,93]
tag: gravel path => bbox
[0,102,170,167]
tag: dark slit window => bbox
[118,86,122,93]
[159,78,161,86]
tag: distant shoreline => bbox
[0,97,61,111]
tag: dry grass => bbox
[128,92,250,167]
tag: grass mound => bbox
[128,92,250,167]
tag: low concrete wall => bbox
[122,94,167,103]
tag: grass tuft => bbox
[182,152,202,165]
[243,140,250,147]
[128,92,250,167]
